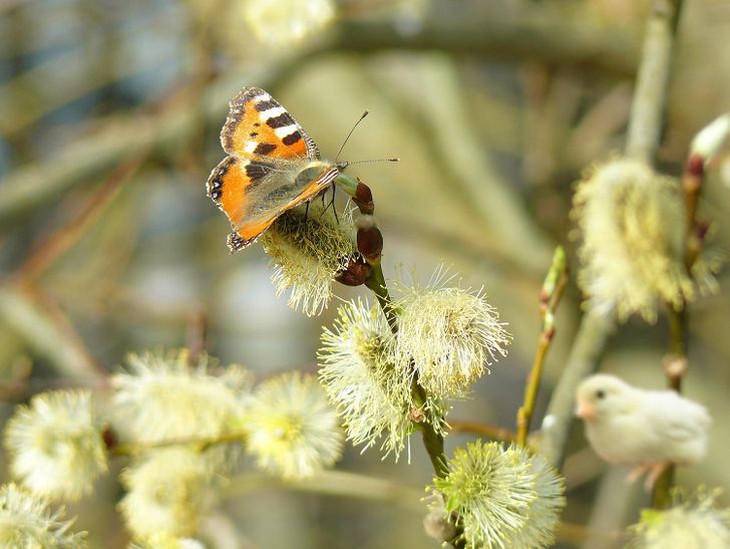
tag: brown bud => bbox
[336,255,372,286]
[102,426,118,450]
[357,226,383,261]
[353,181,375,215]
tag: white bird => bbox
[575,374,711,489]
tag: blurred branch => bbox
[414,60,554,273]
[540,0,685,469]
[0,282,106,380]
[225,469,424,512]
[19,150,147,280]
[557,518,623,547]
[0,115,154,228]
[337,16,639,77]
[625,0,683,162]
[566,83,633,168]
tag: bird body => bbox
[575,374,711,487]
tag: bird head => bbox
[575,374,634,422]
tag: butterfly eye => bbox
[595,389,606,399]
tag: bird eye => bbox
[595,389,605,399]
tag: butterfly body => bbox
[207,87,342,251]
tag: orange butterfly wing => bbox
[206,87,339,251]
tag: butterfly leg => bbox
[328,185,339,224]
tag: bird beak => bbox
[575,401,596,420]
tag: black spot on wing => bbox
[266,112,295,128]
[282,131,302,146]
[254,143,277,155]
[255,99,278,112]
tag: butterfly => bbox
[206,86,345,252]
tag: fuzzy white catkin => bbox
[4,390,107,501]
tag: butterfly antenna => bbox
[335,110,369,162]
[346,158,400,165]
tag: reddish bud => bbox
[353,181,375,215]
[102,426,118,450]
[685,153,705,178]
[357,226,383,261]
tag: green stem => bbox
[516,247,567,446]
[363,251,458,543]
[364,263,449,478]
[364,263,398,334]
[420,419,448,479]
[516,333,551,446]
[353,174,458,542]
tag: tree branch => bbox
[336,17,638,77]
[539,0,684,470]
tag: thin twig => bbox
[224,469,424,511]
[540,311,613,467]
[448,420,514,442]
[516,247,568,446]
[654,120,719,507]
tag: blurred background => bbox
[1,0,729,547]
